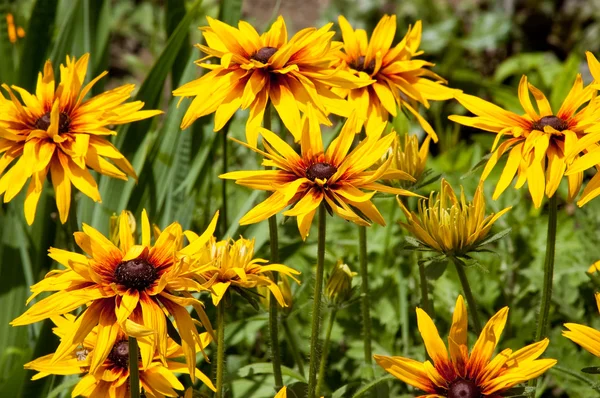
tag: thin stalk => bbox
[358,226,373,365]
[282,318,305,377]
[535,193,558,341]
[397,271,409,356]
[128,337,140,398]
[66,194,79,252]
[216,303,225,398]
[220,123,230,235]
[316,308,338,397]
[551,365,600,394]
[417,258,432,317]
[307,205,327,398]
[530,194,558,389]
[263,100,283,389]
[451,256,482,334]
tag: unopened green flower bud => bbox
[326,261,356,304]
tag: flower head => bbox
[398,179,510,256]
[563,292,600,360]
[25,314,215,397]
[186,235,300,307]
[173,16,370,145]
[450,52,600,207]
[384,133,431,188]
[221,108,419,240]
[11,210,219,379]
[325,260,356,305]
[334,15,456,138]
[374,295,557,397]
[0,54,161,224]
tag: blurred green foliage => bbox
[2,0,600,397]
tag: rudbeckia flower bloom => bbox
[398,179,511,256]
[385,133,431,188]
[220,109,419,240]
[25,314,215,397]
[449,57,600,208]
[11,210,219,378]
[374,296,557,397]
[0,54,161,224]
[563,293,600,359]
[334,15,456,138]
[173,16,371,145]
[186,235,300,307]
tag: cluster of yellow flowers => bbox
[3,11,600,398]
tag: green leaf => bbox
[550,52,581,112]
[218,0,242,26]
[581,367,600,374]
[236,363,307,383]
[476,228,512,247]
[18,0,58,90]
[0,4,16,84]
[351,375,396,398]
[166,0,191,86]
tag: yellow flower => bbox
[387,133,431,187]
[564,292,600,359]
[173,16,370,145]
[450,53,600,208]
[0,54,161,224]
[334,15,456,138]
[185,235,300,307]
[25,314,215,397]
[11,210,219,379]
[374,295,557,396]
[220,108,419,240]
[325,260,356,304]
[398,179,511,256]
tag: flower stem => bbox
[128,337,140,398]
[551,365,600,394]
[529,194,558,390]
[307,205,327,398]
[216,303,225,398]
[268,215,284,390]
[220,123,230,236]
[316,308,337,397]
[358,226,373,365]
[535,193,558,341]
[451,256,482,334]
[417,257,432,317]
[283,318,305,377]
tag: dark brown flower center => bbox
[447,379,481,398]
[251,46,278,63]
[108,340,130,369]
[351,55,376,74]
[306,162,337,181]
[114,258,157,291]
[532,115,568,132]
[35,111,71,134]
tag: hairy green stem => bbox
[307,206,327,398]
[220,123,229,236]
[283,318,305,377]
[316,308,337,397]
[451,256,482,334]
[530,194,558,389]
[268,216,284,390]
[128,337,140,398]
[551,365,600,394]
[216,303,225,398]
[535,194,558,341]
[359,226,373,365]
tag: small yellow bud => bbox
[109,210,136,246]
[326,260,356,304]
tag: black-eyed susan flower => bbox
[173,16,371,145]
[563,293,600,360]
[0,54,161,224]
[374,295,557,397]
[398,179,511,256]
[220,109,419,240]
[449,58,600,208]
[11,210,218,379]
[25,314,215,397]
[334,15,456,138]
[185,235,300,307]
